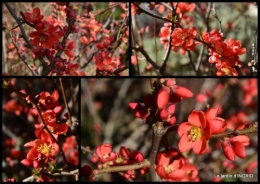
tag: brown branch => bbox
[94,3,121,16]
[113,66,129,75]
[211,123,258,139]
[187,51,198,76]
[159,3,175,75]
[9,31,37,76]
[81,145,93,154]
[132,45,161,70]
[229,152,257,175]
[25,83,69,170]
[211,3,223,33]
[59,78,72,127]
[148,122,168,181]
[132,3,181,27]
[43,169,78,176]
[93,159,150,175]
[43,3,75,75]
[3,2,47,70]
[4,80,69,169]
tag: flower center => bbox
[39,35,47,42]
[216,47,223,54]
[32,13,37,19]
[115,157,124,164]
[164,165,173,174]
[221,68,231,76]
[189,126,202,141]
[103,154,109,159]
[37,143,51,155]
[177,32,188,40]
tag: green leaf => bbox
[172,15,178,22]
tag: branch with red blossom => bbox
[3,2,48,74]
[3,78,69,169]
[211,123,258,139]
[22,169,78,182]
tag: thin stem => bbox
[59,78,72,127]
[94,159,150,175]
[113,66,129,75]
[26,85,69,170]
[211,3,222,33]
[132,3,180,27]
[43,169,78,176]
[132,45,161,70]
[9,31,37,76]
[187,51,197,76]
[6,80,69,169]
[159,3,175,75]
[211,123,258,139]
[3,2,47,69]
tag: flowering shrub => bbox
[81,78,257,181]
[2,78,79,182]
[131,2,258,76]
[2,2,129,76]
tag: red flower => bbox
[35,123,68,140]
[216,62,238,76]
[42,110,57,124]
[3,99,23,116]
[178,110,211,154]
[81,165,93,181]
[157,87,170,109]
[171,27,198,55]
[128,102,150,119]
[130,150,144,163]
[80,36,93,44]
[156,149,186,181]
[65,63,79,76]
[181,164,198,181]
[205,108,227,134]
[176,3,196,14]
[159,23,178,52]
[221,135,250,161]
[169,85,193,103]
[26,139,59,160]
[64,41,75,58]
[38,90,62,112]
[24,7,44,24]
[95,143,118,163]
[119,146,131,160]
[62,136,78,166]
[96,35,114,49]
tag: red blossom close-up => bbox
[2,78,79,182]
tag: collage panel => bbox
[2,2,129,76]
[131,2,257,76]
[2,78,79,182]
[80,78,257,181]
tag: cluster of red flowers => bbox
[156,2,247,76]
[129,78,193,125]
[202,30,246,76]
[83,144,147,181]
[20,90,69,182]
[23,5,86,76]
[155,147,199,181]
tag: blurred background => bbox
[2,78,79,182]
[81,78,258,181]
